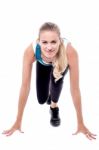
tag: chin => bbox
[46,54,55,58]
[46,52,56,58]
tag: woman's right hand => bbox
[2,121,24,136]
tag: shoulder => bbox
[66,43,79,67]
[23,43,36,64]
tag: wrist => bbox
[77,113,84,124]
[77,120,85,127]
[16,116,22,123]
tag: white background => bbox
[0,0,99,149]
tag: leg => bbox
[49,65,69,126]
[36,61,52,104]
[50,65,69,104]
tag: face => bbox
[39,31,60,58]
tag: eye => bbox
[51,40,57,44]
[42,41,47,44]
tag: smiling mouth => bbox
[46,50,55,52]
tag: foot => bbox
[46,95,51,105]
[50,107,61,127]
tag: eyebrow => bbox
[41,40,57,42]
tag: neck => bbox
[41,54,55,63]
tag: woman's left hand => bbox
[72,123,97,140]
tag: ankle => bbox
[50,101,58,108]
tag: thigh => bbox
[36,61,52,103]
[50,65,69,102]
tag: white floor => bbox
[0,98,99,150]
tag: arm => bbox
[16,44,35,123]
[66,43,96,140]
[67,44,83,125]
[3,44,35,136]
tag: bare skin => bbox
[2,31,96,140]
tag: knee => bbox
[37,96,47,105]
[38,100,46,105]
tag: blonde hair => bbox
[38,22,68,82]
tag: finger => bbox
[6,131,14,136]
[72,130,79,135]
[2,129,12,134]
[85,133,96,140]
[6,128,17,136]
[88,133,97,140]
[85,133,93,140]
[18,129,24,133]
[6,130,14,136]
[88,131,97,136]
[90,135,96,140]
[3,128,15,136]
[5,130,14,136]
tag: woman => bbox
[3,22,96,140]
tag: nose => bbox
[46,44,52,50]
